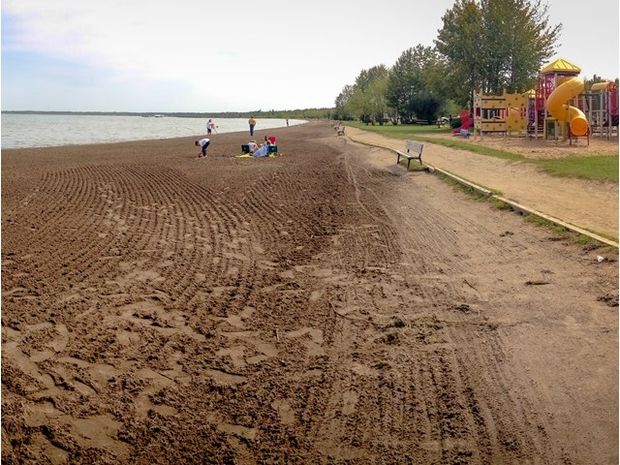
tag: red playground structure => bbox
[452,110,474,137]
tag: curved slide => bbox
[452,111,474,135]
[545,77,589,136]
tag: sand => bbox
[2,121,618,464]
[346,126,619,240]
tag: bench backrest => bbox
[406,140,423,155]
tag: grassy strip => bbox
[347,122,618,181]
[345,121,450,136]
[414,136,525,161]
[535,156,619,182]
[436,170,609,247]
[346,121,525,161]
[524,215,618,248]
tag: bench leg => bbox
[407,158,412,170]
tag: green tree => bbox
[435,0,561,104]
[435,1,484,106]
[483,0,561,93]
[410,91,442,123]
[346,65,391,123]
[386,45,447,123]
[334,85,355,120]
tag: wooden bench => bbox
[336,126,345,136]
[395,140,423,169]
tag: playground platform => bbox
[345,126,618,242]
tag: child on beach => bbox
[247,140,258,153]
[251,137,276,158]
[195,137,210,158]
[207,119,217,135]
[248,116,257,136]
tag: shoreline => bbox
[1,115,309,150]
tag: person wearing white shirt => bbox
[195,138,210,158]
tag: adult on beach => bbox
[195,137,210,158]
[248,116,257,136]
[251,139,272,158]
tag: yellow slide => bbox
[545,77,589,136]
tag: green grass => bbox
[414,136,525,161]
[536,155,619,182]
[346,121,525,161]
[347,122,618,181]
[346,121,451,136]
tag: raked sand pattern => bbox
[2,122,617,464]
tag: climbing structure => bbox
[529,58,586,141]
[584,81,619,139]
[473,91,527,137]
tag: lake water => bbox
[1,114,306,149]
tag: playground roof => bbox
[590,81,615,92]
[541,58,581,74]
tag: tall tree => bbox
[386,45,445,123]
[347,65,391,123]
[482,0,561,93]
[435,0,484,106]
[334,85,355,120]
[435,0,561,104]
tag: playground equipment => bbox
[472,92,528,137]
[527,58,618,142]
[468,58,617,142]
[452,110,474,137]
[528,58,588,141]
[545,76,588,136]
[585,81,619,138]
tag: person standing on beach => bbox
[248,116,257,136]
[207,119,217,135]
[286,118,289,127]
[195,137,210,158]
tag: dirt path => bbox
[346,126,619,240]
[2,122,618,464]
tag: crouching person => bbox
[195,137,210,158]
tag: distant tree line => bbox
[334,0,584,125]
[3,108,334,119]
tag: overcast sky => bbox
[2,0,618,112]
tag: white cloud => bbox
[3,0,459,110]
[5,0,615,111]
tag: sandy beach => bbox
[2,121,618,464]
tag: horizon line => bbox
[2,108,334,115]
